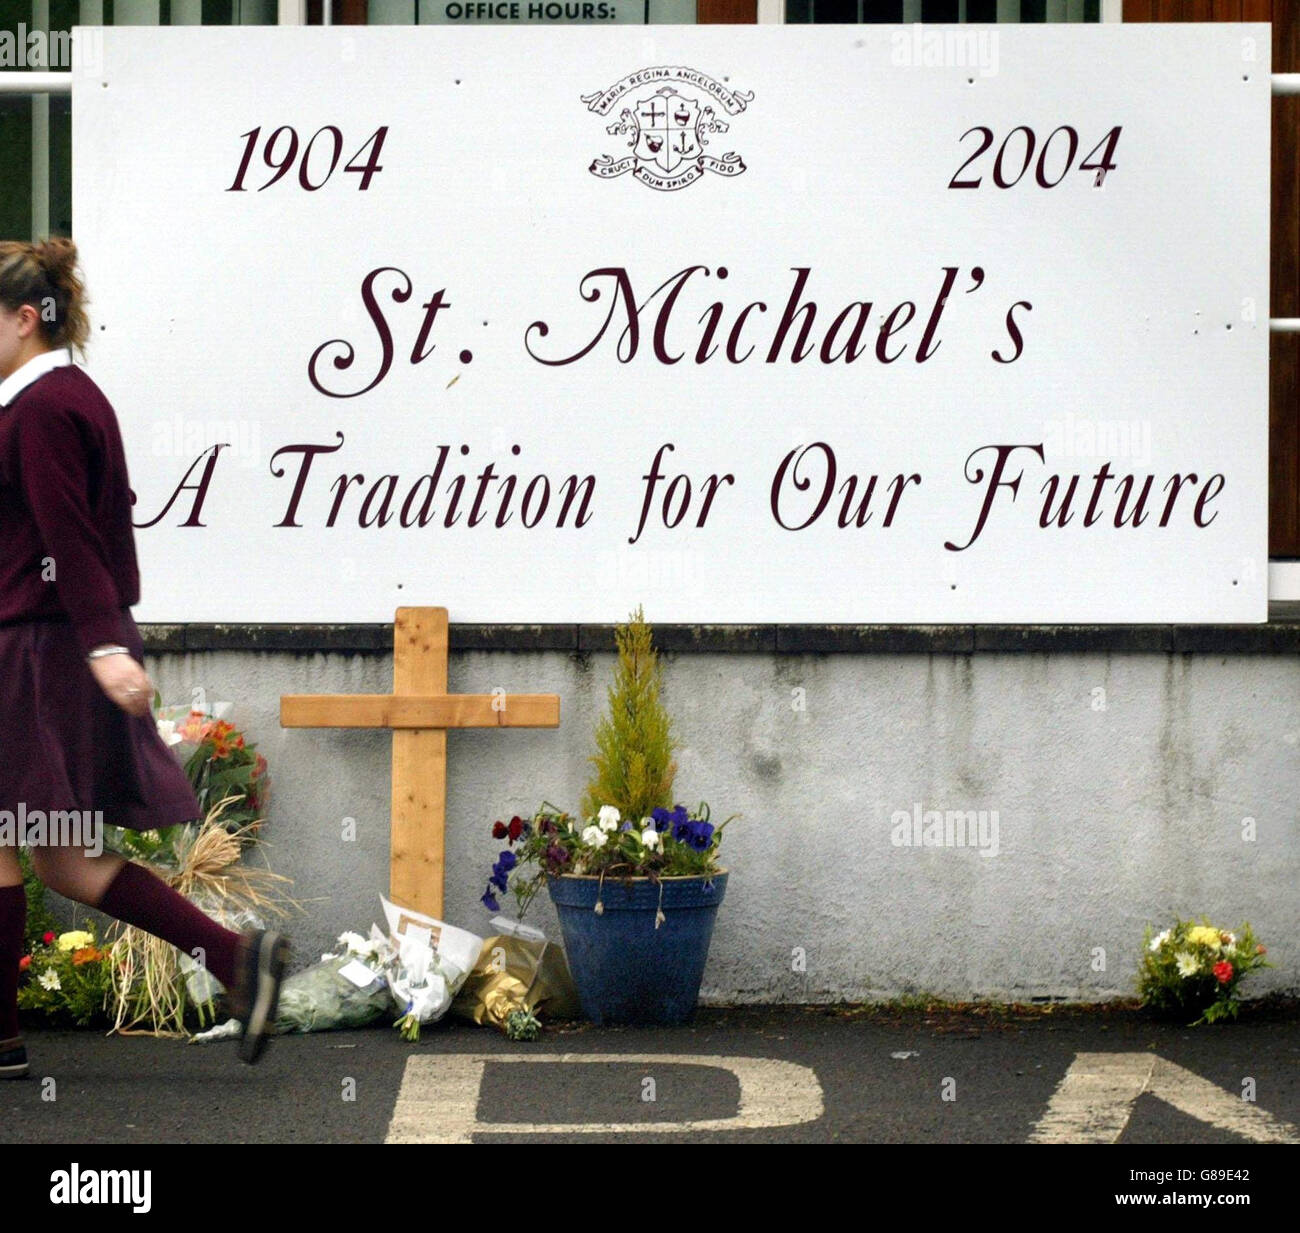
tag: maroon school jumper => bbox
[0,361,201,832]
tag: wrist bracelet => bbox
[87,645,130,661]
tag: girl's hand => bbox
[88,652,153,717]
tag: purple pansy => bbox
[688,821,714,852]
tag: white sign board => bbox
[71,24,1270,624]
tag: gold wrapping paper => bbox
[450,935,582,1030]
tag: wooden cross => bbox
[279,607,560,919]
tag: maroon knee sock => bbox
[96,861,243,991]
[1,884,24,1040]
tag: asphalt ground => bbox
[3,1001,1297,1214]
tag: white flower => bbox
[581,825,608,849]
[1149,929,1171,953]
[156,719,183,746]
[598,805,621,832]
[337,931,369,955]
[640,827,661,851]
[39,970,62,992]
[1174,951,1200,978]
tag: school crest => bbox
[582,67,753,192]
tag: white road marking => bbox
[1030,1052,1300,1144]
[384,1053,825,1143]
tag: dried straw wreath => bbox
[105,795,301,1038]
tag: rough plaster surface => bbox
[61,649,1300,1004]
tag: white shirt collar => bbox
[0,347,73,408]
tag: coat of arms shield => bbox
[634,90,702,173]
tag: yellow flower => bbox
[56,930,95,952]
[1187,926,1222,950]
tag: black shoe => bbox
[0,1035,28,1079]
[232,930,291,1066]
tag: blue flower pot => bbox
[546,871,728,1026]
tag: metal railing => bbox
[0,72,68,93]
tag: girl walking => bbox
[0,237,289,1074]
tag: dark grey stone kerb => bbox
[137,602,1300,655]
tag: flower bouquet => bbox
[190,900,482,1046]
[104,698,271,867]
[17,927,113,1028]
[1138,917,1270,1025]
[379,894,483,1042]
[169,705,270,834]
[276,928,398,1034]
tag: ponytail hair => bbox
[0,235,91,360]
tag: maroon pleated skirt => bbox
[0,607,201,833]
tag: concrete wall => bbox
[61,646,1300,1003]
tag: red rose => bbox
[42,931,55,945]
[508,816,524,842]
[1213,961,1234,984]
[19,955,30,971]
[491,821,508,839]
